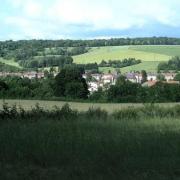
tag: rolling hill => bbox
[73,45,180,72]
[1,45,180,73]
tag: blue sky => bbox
[1,0,180,40]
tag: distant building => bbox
[126,73,137,83]
[91,74,102,81]
[0,71,45,79]
[162,73,176,82]
[147,73,157,81]
[101,74,117,85]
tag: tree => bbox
[0,81,8,91]
[174,73,180,82]
[157,74,166,81]
[141,70,147,83]
[54,66,89,99]
[116,75,126,86]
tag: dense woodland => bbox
[1,37,180,50]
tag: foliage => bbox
[0,62,20,72]
[99,58,141,68]
[158,56,180,71]
[174,73,180,81]
[141,70,147,83]
[19,56,73,68]
[54,66,89,99]
[1,104,180,179]
[157,73,166,81]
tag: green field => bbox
[1,45,180,73]
[1,99,179,112]
[73,45,180,72]
[0,58,22,68]
[1,104,180,179]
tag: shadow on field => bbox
[1,103,180,179]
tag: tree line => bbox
[1,37,180,50]
[19,56,73,68]
[99,58,141,68]
[0,66,180,103]
[158,56,180,72]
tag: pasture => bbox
[73,45,180,72]
[0,58,22,68]
[0,99,179,112]
[1,45,180,73]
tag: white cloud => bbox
[23,1,42,18]
[4,0,180,39]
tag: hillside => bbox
[73,45,180,72]
[1,44,180,73]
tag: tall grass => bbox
[1,103,180,179]
[1,103,180,121]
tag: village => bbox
[0,70,179,93]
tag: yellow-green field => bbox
[73,46,171,64]
[1,99,179,113]
[1,45,180,73]
[73,45,180,72]
[0,58,22,68]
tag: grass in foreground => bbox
[1,104,180,179]
[1,99,180,112]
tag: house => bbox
[37,72,45,79]
[135,73,142,83]
[21,72,45,79]
[126,73,137,83]
[101,74,116,85]
[147,73,157,81]
[22,72,37,79]
[88,82,103,93]
[91,74,102,81]
[162,73,176,82]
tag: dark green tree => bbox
[141,70,147,83]
[54,66,89,99]
[174,73,180,82]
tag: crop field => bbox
[0,99,179,112]
[73,45,180,72]
[130,45,180,57]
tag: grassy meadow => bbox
[0,58,22,68]
[0,99,180,112]
[1,45,180,73]
[73,45,180,72]
[1,104,180,179]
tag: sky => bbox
[1,0,180,40]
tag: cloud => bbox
[2,0,180,39]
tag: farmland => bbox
[0,58,22,68]
[1,45,180,73]
[73,45,180,72]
